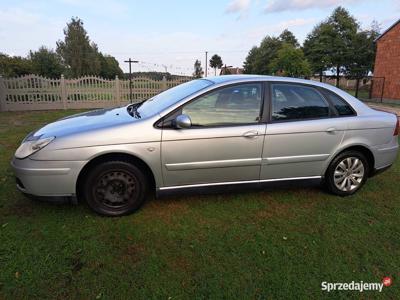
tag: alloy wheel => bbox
[333,157,365,192]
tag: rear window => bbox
[324,90,355,116]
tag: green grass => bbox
[0,110,399,299]
[343,89,370,100]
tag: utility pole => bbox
[205,51,208,77]
[124,58,139,103]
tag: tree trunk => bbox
[336,66,340,88]
[215,68,216,76]
[355,78,360,99]
[319,70,323,82]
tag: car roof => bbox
[205,74,322,85]
[203,75,347,98]
[205,74,271,84]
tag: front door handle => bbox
[243,130,259,138]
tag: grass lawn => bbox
[345,89,370,100]
[0,110,399,299]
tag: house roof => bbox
[375,18,400,42]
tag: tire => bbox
[325,150,369,196]
[83,160,148,216]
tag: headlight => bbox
[15,136,55,159]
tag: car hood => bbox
[32,106,137,139]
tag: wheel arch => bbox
[325,144,375,177]
[76,152,156,199]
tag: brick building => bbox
[373,19,400,101]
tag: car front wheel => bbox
[325,151,369,196]
[83,160,148,216]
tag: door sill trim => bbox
[158,176,322,191]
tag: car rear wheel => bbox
[83,160,148,216]
[325,151,369,196]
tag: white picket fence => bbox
[0,74,192,111]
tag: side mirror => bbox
[174,114,192,129]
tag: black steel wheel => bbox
[84,160,148,216]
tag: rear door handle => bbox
[326,127,337,133]
[243,130,259,138]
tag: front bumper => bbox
[11,158,86,197]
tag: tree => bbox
[243,36,282,75]
[243,30,298,75]
[346,23,380,97]
[29,46,65,78]
[326,7,359,87]
[303,22,335,82]
[303,7,360,87]
[243,46,259,74]
[0,53,33,77]
[193,59,203,78]
[56,17,101,77]
[255,36,283,74]
[269,44,311,78]
[99,54,123,79]
[209,54,223,76]
[279,29,299,47]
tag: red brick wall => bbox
[373,22,400,100]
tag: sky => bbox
[0,0,399,76]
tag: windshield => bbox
[136,79,213,117]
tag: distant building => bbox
[220,67,244,75]
[373,19,400,101]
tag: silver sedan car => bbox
[12,75,399,216]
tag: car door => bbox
[260,82,349,180]
[161,82,266,187]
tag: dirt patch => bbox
[254,189,318,220]
[11,120,26,126]
[168,255,192,271]
[3,200,35,218]
[256,200,294,219]
[121,243,146,264]
[142,198,190,224]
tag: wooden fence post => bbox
[0,76,5,112]
[60,74,67,110]
[161,76,167,91]
[115,75,121,106]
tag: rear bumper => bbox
[11,158,85,197]
[372,137,399,170]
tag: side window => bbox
[324,90,355,116]
[182,83,262,126]
[271,84,330,121]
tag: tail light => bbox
[394,117,399,136]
